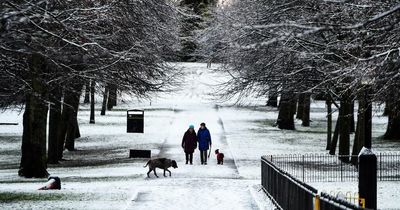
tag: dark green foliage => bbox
[178,0,216,61]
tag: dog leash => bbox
[208,143,212,158]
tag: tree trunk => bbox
[83,82,90,103]
[101,85,109,116]
[339,95,351,162]
[57,94,67,161]
[75,117,81,138]
[19,54,49,178]
[296,93,305,120]
[64,84,82,151]
[291,94,297,117]
[107,85,117,110]
[351,98,363,164]
[301,93,311,127]
[329,117,340,155]
[350,102,355,133]
[277,92,295,130]
[351,88,373,164]
[364,96,372,149]
[111,85,117,107]
[351,111,362,165]
[90,80,95,124]
[383,101,389,116]
[384,101,400,140]
[326,99,332,150]
[65,117,79,151]
[57,83,83,156]
[48,87,62,164]
[267,92,278,107]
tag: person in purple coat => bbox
[181,125,197,165]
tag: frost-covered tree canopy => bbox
[0,0,180,107]
[0,0,183,178]
[202,0,400,103]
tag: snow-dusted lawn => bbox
[0,62,399,210]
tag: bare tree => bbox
[1,0,181,177]
[201,0,400,155]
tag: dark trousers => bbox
[185,153,193,164]
[200,150,207,164]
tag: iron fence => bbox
[264,152,400,182]
[319,192,365,210]
[261,157,316,210]
[261,157,365,210]
[378,152,400,181]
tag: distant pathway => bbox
[125,64,260,210]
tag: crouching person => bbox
[38,176,61,190]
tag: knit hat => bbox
[189,124,195,129]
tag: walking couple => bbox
[181,122,212,165]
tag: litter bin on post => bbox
[127,109,144,133]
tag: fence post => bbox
[379,153,383,181]
[340,158,343,182]
[359,147,377,210]
[314,194,320,210]
[302,155,305,182]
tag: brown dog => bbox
[144,158,178,178]
[215,149,224,165]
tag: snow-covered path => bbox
[0,63,274,210]
[125,111,249,209]
[124,63,263,209]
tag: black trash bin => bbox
[127,109,144,133]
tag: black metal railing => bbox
[378,152,400,181]
[319,192,365,210]
[264,152,400,182]
[261,157,316,210]
[261,157,366,210]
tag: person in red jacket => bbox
[181,125,197,165]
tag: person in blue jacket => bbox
[197,122,212,165]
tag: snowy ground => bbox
[0,62,399,210]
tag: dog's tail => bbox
[143,160,151,168]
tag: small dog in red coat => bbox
[215,149,224,165]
